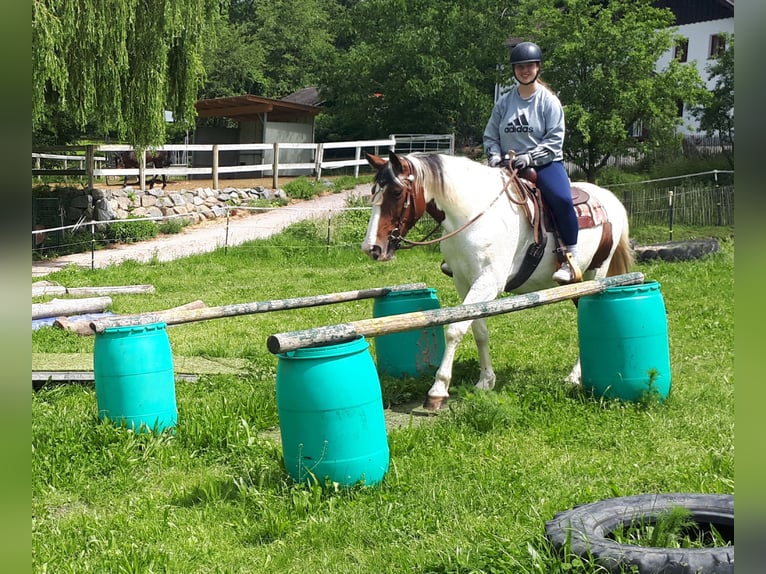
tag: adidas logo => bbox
[504,114,534,134]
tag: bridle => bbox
[379,157,521,249]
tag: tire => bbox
[545,493,734,573]
[634,238,720,263]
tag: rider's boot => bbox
[552,245,583,283]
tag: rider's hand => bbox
[511,153,532,170]
[488,153,502,168]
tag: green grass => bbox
[32,218,733,573]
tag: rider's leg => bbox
[536,162,582,283]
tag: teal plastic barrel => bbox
[372,288,445,377]
[93,322,177,432]
[577,281,671,402]
[276,337,390,486]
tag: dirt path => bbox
[32,183,373,278]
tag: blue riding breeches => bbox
[536,161,578,247]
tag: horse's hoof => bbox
[421,396,449,412]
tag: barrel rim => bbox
[100,321,168,335]
[376,287,438,299]
[277,335,368,359]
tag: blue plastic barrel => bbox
[372,288,445,377]
[577,281,671,402]
[93,322,177,432]
[276,337,390,486]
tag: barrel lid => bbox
[278,335,369,359]
[101,322,168,335]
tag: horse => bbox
[361,152,633,410]
[115,150,171,189]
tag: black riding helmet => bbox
[510,41,542,65]
[510,42,542,85]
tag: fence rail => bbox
[32,134,456,190]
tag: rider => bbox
[483,41,581,283]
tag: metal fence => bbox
[622,184,734,227]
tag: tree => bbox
[32,0,225,148]
[691,33,734,169]
[508,0,708,182]
[318,0,508,145]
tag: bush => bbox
[105,217,158,243]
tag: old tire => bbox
[634,238,720,263]
[545,493,734,573]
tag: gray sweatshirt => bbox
[483,84,565,166]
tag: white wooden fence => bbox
[32,135,455,191]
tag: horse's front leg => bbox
[424,274,499,410]
[424,317,475,410]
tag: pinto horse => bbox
[362,152,632,410]
[115,150,171,189]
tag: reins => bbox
[398,170,519,247]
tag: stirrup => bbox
[552,252,582,284]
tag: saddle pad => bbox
[571,185,607,230]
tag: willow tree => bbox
[32,0,225,148]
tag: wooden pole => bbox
[266,273,645,354]
[91,283,428,333]
[54,300,206,336]
[33,284,155,297]
[32,296,113,320]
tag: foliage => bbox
[105,217,159,244]
[200,0,336,101]
[32,232,733,572]
[32,0,225,148]
[282,177,325,200]
[508,0,708,182]
[318,0,506,145]
[157,218,190,235]
[690,33,734,169]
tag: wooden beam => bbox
[196,104,273,117]
[90,283,428,333]
[32,297,112,320]
[266,273,646,354]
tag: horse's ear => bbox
[388,152,403,173]
[365,152,386,170]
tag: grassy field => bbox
[32,217,734,573]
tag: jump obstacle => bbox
[266,272,646,354]
[89,283,427,333]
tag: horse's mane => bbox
[407,153,504,219]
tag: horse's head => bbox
[361,152,427,261]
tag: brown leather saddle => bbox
[503,167,612,292]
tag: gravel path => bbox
[32,185,372,278]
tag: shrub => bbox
[106,217,158,243]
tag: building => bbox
[193,88,323,176]
[654,0,734,135]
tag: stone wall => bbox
[51,184,287,227]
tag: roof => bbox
[280,87,324,107]
[195,94,322,122]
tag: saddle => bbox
[503,167,611,292]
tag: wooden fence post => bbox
[212,144,219,190]
[272,143,279,189]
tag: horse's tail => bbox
[607,219,633,276]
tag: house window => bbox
[709,34,726,58]
[674,38,688,63]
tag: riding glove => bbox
[488,153,503,168]
[511,153,532,170]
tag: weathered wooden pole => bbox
[33,296,113,320]
[90,283,427,333]
[267,273,645,354]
